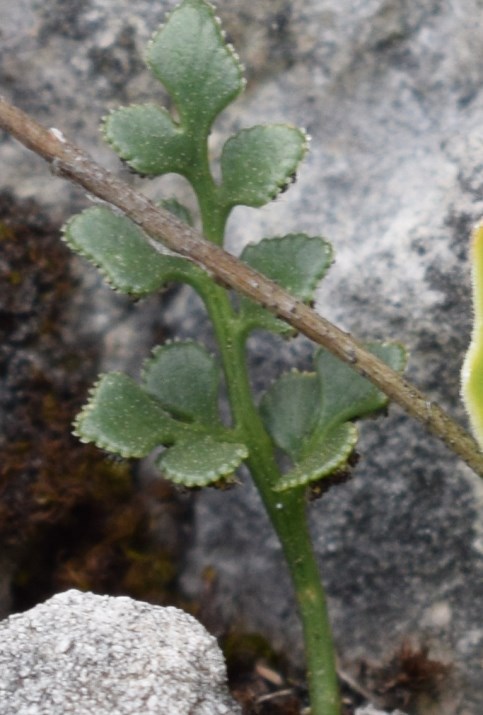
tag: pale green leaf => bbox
[259,372,320,461]
[273,423,357,492]
[74,373,183,458]
[103,104,193,176]
[239,234,332,336]
[262,343,406,493]
[147,0,245,132]
[314,342,407,429]
[461,223,483,449]
[62,206,190,296]
[220,125,308,208]
[241,235,333,301]
[239,305,294,338]
[157,435,248,486]
[141,341,220,425]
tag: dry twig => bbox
[1,95,482,476]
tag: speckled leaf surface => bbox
[157,435,248,486]
[239,234,332,336]
[274,423,357,492]
[241,234,332,299]
[62,206,191,296]
[220,126,308,208]
[314,342,407,430]
[147,0,245,132]
[261,342,406,491]
[259,372,320,461]
[141,341,221,426]
[103,104,193,176]
[74,373,184,458]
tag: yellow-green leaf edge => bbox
[461,222,483,450]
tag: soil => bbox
[227,655,365,714]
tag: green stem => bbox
[273,492,340,715]
[191,147,340,715]
[188,136,230,245]
[199,279,340,715]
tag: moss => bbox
[0,192,188,612]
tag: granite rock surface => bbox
[0,589,240,715]
[1,2,483,714]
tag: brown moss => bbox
[0,192,189,612]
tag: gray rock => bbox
[1,1,483,713]
[356,708,407,715]
[0,589,240,715]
